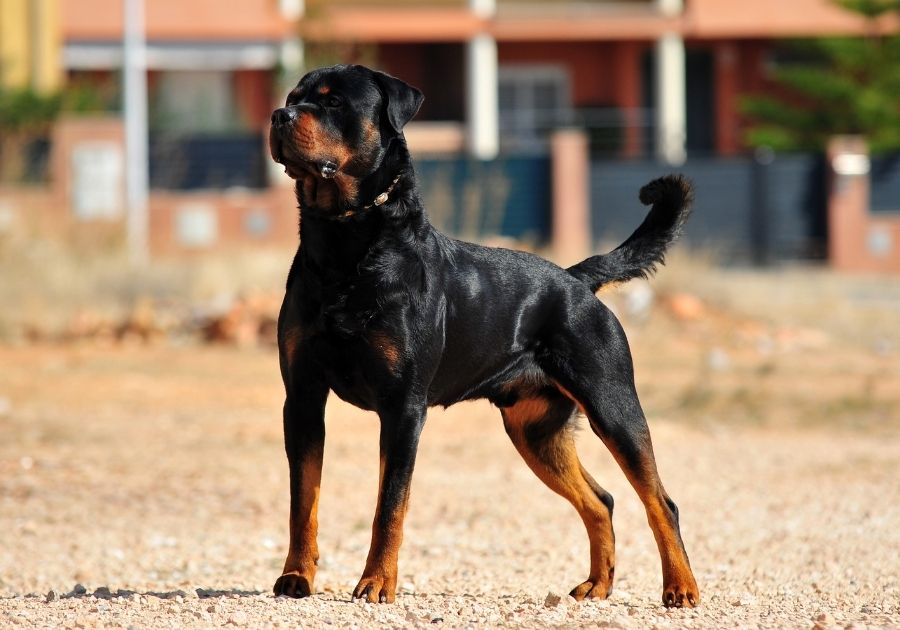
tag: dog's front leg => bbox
[273,372,328,598]
[353,398,427,603]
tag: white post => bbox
[466,35,499,160]
[279,0,305,86]
[655,0,686,165]
[123,0,149,264]
[655,33,686,165]
[466,0,498,160]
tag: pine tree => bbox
[742,0,900,153]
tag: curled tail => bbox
[567,174,693,292]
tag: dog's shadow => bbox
[52,587,265,601]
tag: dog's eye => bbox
[324,95,343,108]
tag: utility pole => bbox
[123,0,149,265]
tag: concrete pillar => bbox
[828,136,871,270]
[655,0,685,165]
[279,0,304,88]
[466,34,499,160]
[655,33,686,165]
[551,130,591,266]
[124,0,150,265]
[466,0,498,160]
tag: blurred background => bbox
[0,0,899,343]
[1,2,899,624]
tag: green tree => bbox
[0,82,110,182]
[742,0,900,153]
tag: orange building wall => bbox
[61,0,292,41]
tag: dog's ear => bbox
[372,70,424,135]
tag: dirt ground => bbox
[1,270,899,629]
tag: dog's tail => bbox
[567,174,693,292]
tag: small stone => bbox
[45,590,59,603]
[94,586,112,599]
[228,611,249,626]
[544,591,562,608]
[207,604,219,614]
[816,612,835,625]
[431,618,444,624]
[400,581,416,594]
[72,583,87,596]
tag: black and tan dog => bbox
[268,64,699,607]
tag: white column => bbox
[655,32,686,165]
[657,0,682,17]
[279,0,304,86]
[123,0,149,265]
[466,34,498,160]
[466,0,498,159]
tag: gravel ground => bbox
[1,332,898,629]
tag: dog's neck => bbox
[295,144,428,281]
[294,138,409,216]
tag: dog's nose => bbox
[271,108,295,126]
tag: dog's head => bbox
[270,64,423,211]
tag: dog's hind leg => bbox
[501,390,616,600]
[544,304,699,607]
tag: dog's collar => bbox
[361,174,402,210]
[307,174,403,221]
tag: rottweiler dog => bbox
[268,64,699,608]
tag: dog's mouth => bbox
[270,126,340,180]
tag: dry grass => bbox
[1,237,898,429]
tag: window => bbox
[152,71,240,134]
[498,65,572,151]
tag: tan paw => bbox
[352,574,397,603]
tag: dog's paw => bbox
[662,578,700,608]
[352,574,396,603]
[273,571,314,598]
[569,578,613,601]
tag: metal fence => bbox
[871,155,900,214]
[590,153,828,263]
[149,134,267,190]
[415,155,551,243]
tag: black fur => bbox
[567,174,694,292]
[269,64,699,607]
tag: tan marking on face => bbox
[317,85,330,95]
[291,113,353,169]
[284,110,368,210]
